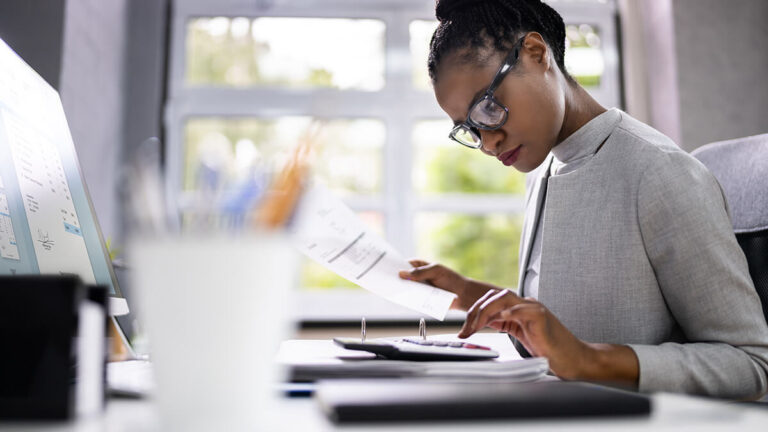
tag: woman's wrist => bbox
[464,278,502,295]
[578,343,640,389]
[458,278,502,310]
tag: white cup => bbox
[130,233,297,431]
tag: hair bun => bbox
[435,0,485,22]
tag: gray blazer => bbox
[518,111,768,399]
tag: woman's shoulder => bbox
[607,110,712,183]
[604,111,724,207]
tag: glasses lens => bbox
[450,125,481,148]
[469,98,507,128]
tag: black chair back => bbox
[736,230,768,320]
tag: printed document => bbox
[290,184,456,320]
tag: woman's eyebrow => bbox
[453,88,490,125]
[466,88,488,111]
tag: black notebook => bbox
[316,379,651,423]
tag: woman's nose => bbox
[479,129,503,156]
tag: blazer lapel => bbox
[517,155,553,294]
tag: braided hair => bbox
[428,0,573,84]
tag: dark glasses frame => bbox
[449,35,527,149]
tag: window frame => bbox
[166,0,620,321]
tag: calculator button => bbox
[403,339,433,346]
[463,344,491,350]
[432,341,449,347]
[448,342,464,348]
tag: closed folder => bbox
[316,379,651,423]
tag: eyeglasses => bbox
[449,36,526,149]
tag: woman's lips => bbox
[498,146,522,166]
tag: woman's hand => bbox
[459,290,640,386]
[398,259,500,311]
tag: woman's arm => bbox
[624,151,768,399]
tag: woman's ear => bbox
[521,32,551,72]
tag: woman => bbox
[400,0,768,399]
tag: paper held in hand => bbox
[289,184,456,320]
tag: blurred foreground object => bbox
[0,276,107,420]
[256,122,318,229]
[125,124,313,432]
[130,234,297,431]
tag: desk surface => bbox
[2,392,768,432]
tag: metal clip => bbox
[361,317,366,343]
[419,318,426,341]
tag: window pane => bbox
[413,120,526,195]
[410,20,439,91]
[186,17,385,90]
[184,118,384,196]
[301,211,384,290]
[417,213,523,289]
[565,24,604,87]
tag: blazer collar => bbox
[551,108,622,165]
[518,154,553,294]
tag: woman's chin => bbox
[510,150,542,173]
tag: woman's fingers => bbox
[408,259,430,268]
[489,318,521,336]
[399,259,432,281]
[496,304,544,325]
[399,263,444,282]
[462,289,500,328]
[459,290,523,338]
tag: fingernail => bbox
[458,325,470,338]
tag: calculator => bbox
[333,337,500,361]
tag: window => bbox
[166,0,621,321]
[186,17,385,90]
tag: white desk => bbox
[2,393,767,432]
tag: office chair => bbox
[691,133,768,324]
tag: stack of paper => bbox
[278,333,549,383]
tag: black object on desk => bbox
[316,379,651,423]
[0,276,107,420]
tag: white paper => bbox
[75,301,105,417]
[290,184,456,320]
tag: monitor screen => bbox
[0,38,126,314]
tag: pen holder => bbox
[130,232,298,432]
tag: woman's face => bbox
[433,36,566,173]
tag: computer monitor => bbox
[0,38,128,316]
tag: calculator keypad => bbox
[400,338,492,350]
[333,337,499,361]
